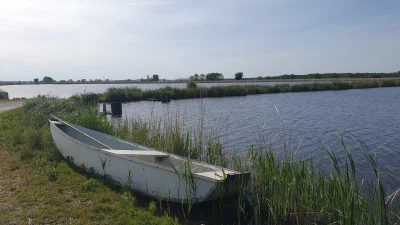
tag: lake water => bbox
[1,81,325,99]
[109,87,400,187]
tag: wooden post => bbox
[111,102,122,115]
[161,92,170,103]
[102,103,107,114]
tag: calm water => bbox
[110,87,400,185]
[1,81,325,99]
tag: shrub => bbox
[19,146,36,161]
[0,91,8,99]
[186,81,197,89]
[81,178,103,192]
[27,129,42,150]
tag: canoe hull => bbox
[50,121,247,203]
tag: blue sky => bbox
[0,0,399,81]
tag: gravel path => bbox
[0,101,23,113]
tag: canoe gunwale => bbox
[49,120,242,183]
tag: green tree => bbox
[152,74,159,81]
[42,76,55,83]
[193,74,199,81]
[200,74,205,81]
[206,72,224,80]
[33,78,39,84]
[235,72,243,80]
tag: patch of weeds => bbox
[9,164,20,171]
[45,165,58,182]
[94,202,118,215]
[148,201,157,214]
[56,161,72,174]
[12,128,24,146]
[121,189,136,203]
[19,146,36,161]
[44,146,63,162]
[99,194,113,203]
[26,129,42,150]
[81,178,103,192]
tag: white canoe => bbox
[49,118,250,203]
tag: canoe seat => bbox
[102,149,169,158]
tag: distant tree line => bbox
[29,71,400,85]
[33,77,114,84]
[267,72,400,80]
[189,72,245,81]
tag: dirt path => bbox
[0,101,23,113]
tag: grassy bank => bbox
[1,96,400,224]
[99,79,400,102]
[0,98,178,224]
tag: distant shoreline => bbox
[1,77,399,86]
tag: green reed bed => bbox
[112,115,228,168]
[246,140,400,224]
[99,79,400,103]
[2,96,400,224]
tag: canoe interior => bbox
[55,122,235,178]
[58,123,146,150]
